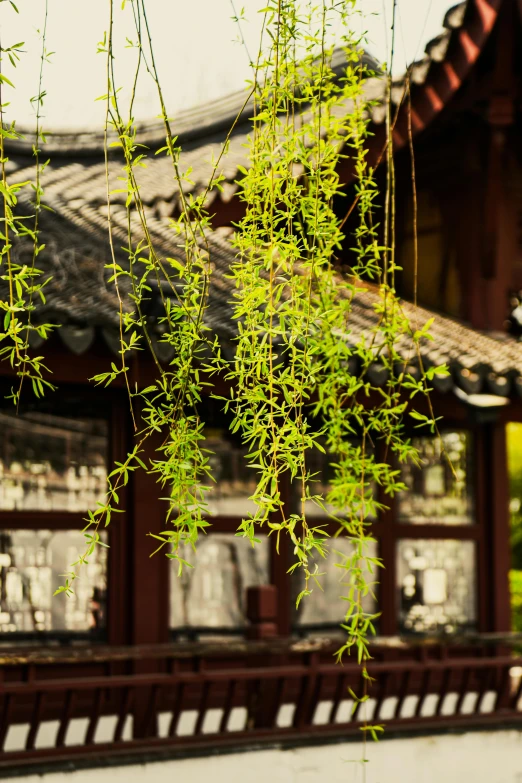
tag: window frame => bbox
[378,421,486,636]
[166,433,274,640]
[0,387,129,646]
[269,421,487,638]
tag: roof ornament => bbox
[60,326,95,356]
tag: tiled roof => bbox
[3,0,520,402]
[349,287,522,398]
[7,192,522,400]
[6,197,240,338]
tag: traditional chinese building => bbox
[1,0,522,780]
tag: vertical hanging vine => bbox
[219,1,449,745]
[0,0,55,403]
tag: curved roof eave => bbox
[369,0,503,149]
[7,49,380,158]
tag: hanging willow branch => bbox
[0,2,55,402]
[58,1,449,647]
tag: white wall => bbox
[4,1,456,131]
[14,729,522,783]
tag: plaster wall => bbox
[14,729,522,783]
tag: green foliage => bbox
[222,0,438,668]
[510,570,522,633]
[507,423,522,630]
[0,0,56,405]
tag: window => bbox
[394,430,479,636]
[0,410,107,513]
[169,533,269,636]
[288,440,378,634]
[290,440,377,521]
[292,446,336,519]
[169,429,270,639]
[203,431,257,517]
[166,426,480,639]
[287,429,479,637]
[0,529,106,634]
[292,537,378,631]
[397,539,476,634]
[0,405,109,641]
[397,431,473,526]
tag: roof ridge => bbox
[8,48,379,158]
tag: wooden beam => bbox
[129,415,170,740]
[482,0,518,329]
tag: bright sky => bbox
[2,0,455,132]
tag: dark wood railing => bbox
[0,590,522,771]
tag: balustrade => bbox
[0,587,521,770]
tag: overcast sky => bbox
[2,0,455,132]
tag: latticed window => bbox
[169,533,269,637]
[395,430,478,635]
[0,410,107,513]
[286,428,478,637]
[397,431,473,526]
[166,427,479,639]
[397,538,476,634]
[0,405,479,642]
[0,400,110,641]
[169,431,270,640]
[291,537,378,629]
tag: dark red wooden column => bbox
[246,585,278,639]
[377,515,397,637]
[481,1,518,330]
[482,122,517,331]
[130,424,170,646]
[271,525,291,636]
[107,394,132,646]
[129,418,170,739]
[375,439,397,637]
[449,179,486,329]
[270,475,292,636]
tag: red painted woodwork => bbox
[107,396,132,647]
[129,422,170,647]
[1,4,521,772]
[0,636,521,771]
[246,586,278,640]
[357,0,503,164]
